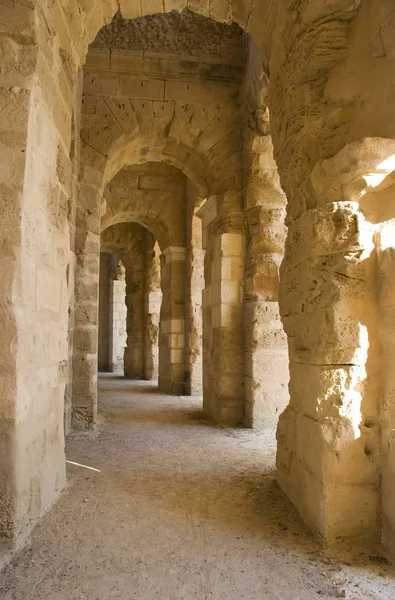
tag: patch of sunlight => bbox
[363,154,395,189]
[66,460,101,473]
[379,220,395,251]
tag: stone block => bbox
[119,77,165,100]
[283,303,370,366]
[83,74,119,96]
[220,233,244,257]
[170,349,184,364]
[37,268,61,314]
[284,203,374,269]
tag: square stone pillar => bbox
[72,170,101,429]
[144,236,161,381]
[159,246,186,394]
[242,134,290,429]
[277,201,380,543]
[123,253,145,379]
[198,195,245,425]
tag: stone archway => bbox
[73,25,246,427]
[3,0,395,561]
[100,222,162,382]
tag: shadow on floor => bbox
[98,407,212,427]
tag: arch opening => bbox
[4,0,394,565]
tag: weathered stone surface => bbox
[3,0,395,568]
[91,9,244,65]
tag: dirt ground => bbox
[1,374,394,599]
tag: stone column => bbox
[144,235,161,380]
[110,260,127,373]
[159,246,186,394]
[378,215,395,558]
[277,195,380,542]
[0,2,71,545]
[185,189,204,395]
[198,193,245,425]
[98,253,112,371]
[241,37,289,429]
[243,136,289,428]
[123,250,145,379]
[71,166,101,429]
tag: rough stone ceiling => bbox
[106,161,186,191]
[90,9,244,66]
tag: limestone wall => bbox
[0,0,69,547]
[3,0,395,561]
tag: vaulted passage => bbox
[2,0,395,591]
[0,375,393,599]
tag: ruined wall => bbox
[3,0,395,561]
[271,1,395,549]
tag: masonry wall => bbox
[3,0,395,562]
[81,45,243,198]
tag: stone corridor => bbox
[0,375,394,600]
[4,0,395,587]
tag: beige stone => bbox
[2,0,395,571]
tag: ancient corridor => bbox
[3,0,395,594]
[1,375,394,599]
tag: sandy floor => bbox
[1,374,394,599]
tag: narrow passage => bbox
[1,375,394,600]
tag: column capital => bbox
[163,246,186,262]
[196,196,217,228]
